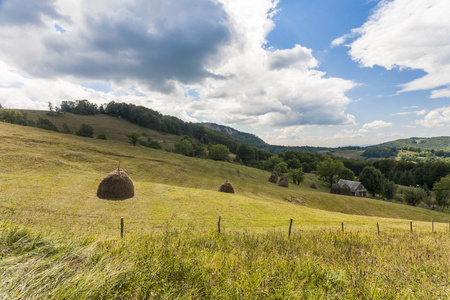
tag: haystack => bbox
[97,168,134,200]
[219,180,234,193]
[278,175,289,188]
[310,183,317,189]
[268,171,278,183]
[330,183,340,194]
[340,184,352,196]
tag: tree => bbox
[174,139,194,156]
[402,186,428,206]
[127,132,140,146]
[76,123,94,138]
[263,155,282,171]
[288,168,305,185]
[274,162,288,175]
[359,166,384,197]
[434,175,450,209]
[236,143,255,164]
[316,158,345,187]
[286,158,301,170]
[36,116,58,132]
[208,144,230,161]
[339,167,355,181]
[381,178,397,200]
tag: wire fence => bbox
[116,215,450,239]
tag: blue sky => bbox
[0,0,449,147]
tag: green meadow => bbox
[1,119,450,299]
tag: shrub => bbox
[97,133,107,140]
[402,186,428,206]
[62,123,72,134]
[174,139,194,156]
[36,116,58,132]
[76,123,94,138]
[208,144,230,161]
[127,132,140,146]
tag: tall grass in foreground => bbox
[1,222,449,299]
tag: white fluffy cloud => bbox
[362,120,392,129]
[348,0,450,95]
[0,0,357,128]
[416,107,450,128]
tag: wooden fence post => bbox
[289,218,293,238]
[410,221,413,233]
[218,216,221,234]
[341,222,344,233]
[121,217,124,239]
[377,222,380,235]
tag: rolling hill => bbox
[2,119,450,299]
[382,136,450,151]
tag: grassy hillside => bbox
[22,110,184,149]
[383,136,450,151]
[2,122,450,298]
[1,121,449,239]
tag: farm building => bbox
[337,179,368,197]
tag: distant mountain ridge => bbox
[381,136,450,151]
[200,122,268,147]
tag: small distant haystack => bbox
[340,184,352,196]
[97,168,134,200]
[310,183,317,189]
[219,180,234,193]
[278,176,289,188]
[268,171,278,183]
[330,183,340,194]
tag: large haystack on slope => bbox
[97,168,134,200]
[219,180,234,193]
[268,171,278,183]
[278,176,289,188]
[340,184,352,196]
[330,183,340,194]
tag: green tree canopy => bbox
[316,158,345,187]
[402,186,428,206]
[339,167,355,181]
[208,144,230,161]
[359,166,384,197]
[274,162,288,175]
[174,139,195,156]
[288,168,305,185]
[236,143,255,164]
[263,155,282,171]
[36,116,58,132]
[434,175,450,209]
[127,132,140,146]
[76,123,94,138]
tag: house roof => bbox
[337,179,367,193]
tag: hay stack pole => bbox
[219,180,235,193]
[97,166,134,200]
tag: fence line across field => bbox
[118,217,450,239]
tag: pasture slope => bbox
[1,120,450,299]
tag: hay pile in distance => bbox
[97,168,134,200]
[219,180,234,193]
[310,183,317,189]
[330,183,340,194]
[268,171,278,183]
[278,175,289,188]
[340,184,352,196]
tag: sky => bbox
[0,0,449,147]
